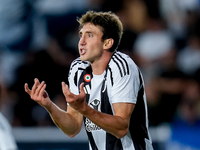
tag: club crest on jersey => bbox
[85,99,102,132]
[84,74,91,82]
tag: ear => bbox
[103,38,114,50]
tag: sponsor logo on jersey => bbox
[85,99,101,132]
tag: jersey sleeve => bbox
[68,59,80,95]
[110,59,140,104]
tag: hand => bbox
[24,78,51,107]
[61,82,87,112]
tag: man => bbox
[25,11,154,150]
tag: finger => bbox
[34,78,38,82]
[35,81,45,96]
[32,79,40,94]
[24,83,31,95]
[38,83,47,98]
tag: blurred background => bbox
[0,0,200,150]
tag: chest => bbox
[87,74,105,111]
[83,72,113,113]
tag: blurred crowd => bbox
[0,0,200,149]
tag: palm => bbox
[62,82,87,112]
[24,79,51,107]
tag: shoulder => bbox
[70,57,90,70]
[68,58,90,89]
[109,51,138,77]
[68,57,90,79]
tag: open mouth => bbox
[80,49,86,55]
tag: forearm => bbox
[24,80,82,137]
[81,105,129,139]
[44,102,82,137]
[62,82,133,138]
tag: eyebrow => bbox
[79,30,94,36]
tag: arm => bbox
[24,78,83,137]
[62,81,135,139]
[46,102,83,138]
[83,102,134,139]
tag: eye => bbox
[88,33,93,37]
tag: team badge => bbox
[84,74,91,82]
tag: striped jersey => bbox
[68,51,153,150]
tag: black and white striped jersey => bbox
[68,51,153,150]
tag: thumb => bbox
[79,82,85,94]
[61,82,70,96]
[62,81,68,90]
[24,83,31,95]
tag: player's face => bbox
[78,23,105,63]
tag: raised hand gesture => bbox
[24,78,51,108]
[61,82,87,113]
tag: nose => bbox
[79,35,86,46]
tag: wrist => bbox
[43,100,53,112]
[79,104,93,117]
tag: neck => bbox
[91,51,113,75]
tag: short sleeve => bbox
[68,61,79,95]
[110,61,140,104]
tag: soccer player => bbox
[25,11,154,150]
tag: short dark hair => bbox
[77,11,123,52]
